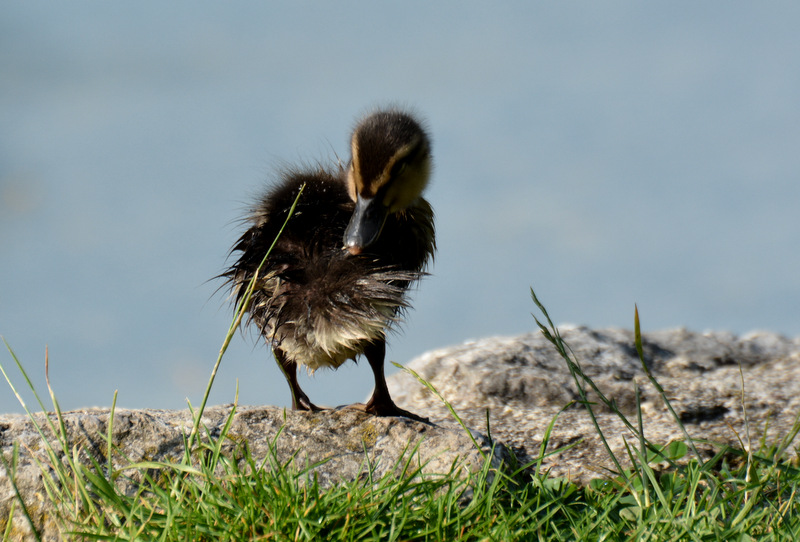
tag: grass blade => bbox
[188,183,305,448]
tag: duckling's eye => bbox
[391,160,408,178]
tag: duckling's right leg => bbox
[363,340,429,423]
[273,348,323,412]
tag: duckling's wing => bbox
[223,168,351,301]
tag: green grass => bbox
[4,294,800,541]
[2,187,800,539]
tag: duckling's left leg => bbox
[273,348,324,412]
[363,340,429,423]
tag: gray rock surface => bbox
[0,405,499,541]
[389,326,800,483]
[3,326,800,539]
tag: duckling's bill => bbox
[343,194,389,255]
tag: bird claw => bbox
[342,402,430,424]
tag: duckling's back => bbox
[225,170,434,371]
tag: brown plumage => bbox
[222,109,435,420]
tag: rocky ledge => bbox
[389,326,800,483]
[0,406,498,540]
[3,326,800,539]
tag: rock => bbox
[4,326,800,539]
[388,326,800,484]
[0,405,501,541]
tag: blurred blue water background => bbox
[2,3,799,413]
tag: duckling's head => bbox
[344,109,431,255]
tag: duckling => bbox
[223,108,435,421]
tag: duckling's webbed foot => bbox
[363,340,430,424]
[296,396,325,412]
[274,348,325,412]
[363,400,430,424]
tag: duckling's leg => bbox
[363,340,429,423]
[273,348,324,412]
